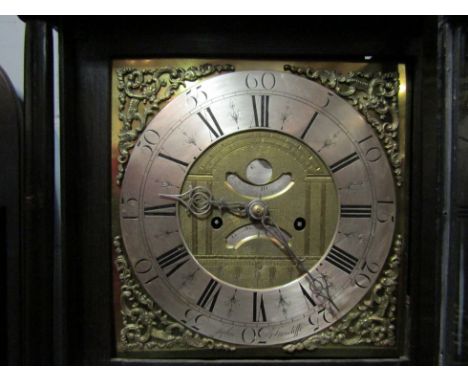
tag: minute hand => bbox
[260,214,338,314]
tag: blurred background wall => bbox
[0,16,25,99]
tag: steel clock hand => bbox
[260,213,338,315]
[161,186,338,314]
[159,186,248,218]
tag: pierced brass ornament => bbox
[116,64,235,185]
[284,65,403,187]
[114,235,236,352]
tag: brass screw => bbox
[252,204,264,217]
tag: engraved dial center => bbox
[178,130,339,289]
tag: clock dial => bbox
[120,71,396,346]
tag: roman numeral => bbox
[253,292,267,322]
[301,112,318,139]
[144,203,176,216]
[357,134,373,144]
[330,152,359,173]
[197,107,224,138]
[156,245,189,277]
[340,205,372,218]
[197,278,222,312]
[252,95,269,127]
[325,245,358,274]
[299,283,317,307]
[159,153,189,167]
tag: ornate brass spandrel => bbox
[114,235,236,352]
[284,65,403,187]
[282,234,403,352]
[116,63,235,185]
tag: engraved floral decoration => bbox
[116,63,235,185]
[114,235,235,352]
[283,234,403,352]
[284,65,403,187]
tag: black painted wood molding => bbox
[13,15,465,365]
[0,65,23,365]
[21,19,55,365]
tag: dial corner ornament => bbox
[119,70,397,347]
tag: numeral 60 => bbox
[245,72,276,90]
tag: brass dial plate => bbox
[119,70,397,346]
[179,129,339,289]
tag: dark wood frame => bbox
[3,19,55,365]
[1,57,24,366]
[16,16,451,365]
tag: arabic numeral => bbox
[138,129,160,153]
[245,72,276,90]
[361,260,379,274]
[241,328,257,344]
[121,197,138,219]
[376,200,395,223]
[318,308,333,324]
[354,273,371,288]
[186,85,208,108]
[354,261,379,288]
[241,326,271,345]
[181,309,207,331]
[133,258,159,285]
[365,147,382,162]
[134,258,152,274]
[308,308,334,329]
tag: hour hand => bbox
[159,186,248,218]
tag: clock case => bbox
[9,16,468,365]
